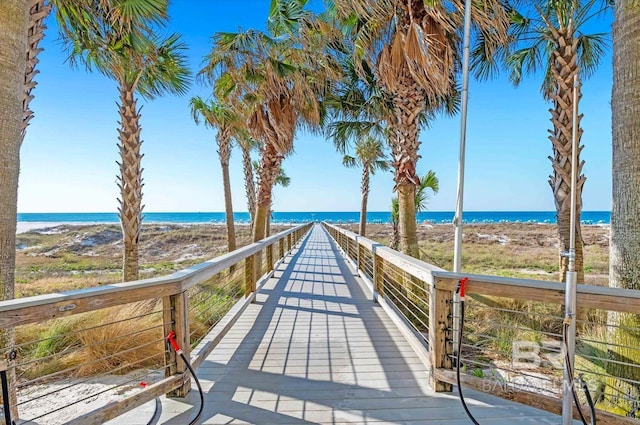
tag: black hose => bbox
[1,369,14,425]
[457,299,481,425]
[179,351,204,425]
[144,397,161,425]
[578,375,597,425]
[145,350,203,425]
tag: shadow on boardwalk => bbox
[154,224,565,425]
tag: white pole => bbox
[562,73,580,425]
[453,0,473,358]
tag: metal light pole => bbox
[562,73,580,425]
[453,0,473,355]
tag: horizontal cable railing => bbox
[323,222,640,425]
[0,223,312,425]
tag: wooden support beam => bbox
[245,254,256,297]
[163,292,191,398]
[429,282,453,392]
[266,244,274,272]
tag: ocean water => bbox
[17,211,611,225]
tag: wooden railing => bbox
[323,222,640,425]
[0,223,312,425]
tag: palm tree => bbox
[608,0,640,415]
[1,1,28,417]
[342,138,389,237]
[473,1,609,285]
[238,135,258,229]
[390,171,439,250]
[202,17,341,243]
[55,0,190,281]
[190,96,240,253]
[331,0,509,257]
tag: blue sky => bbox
[18,0,613,213]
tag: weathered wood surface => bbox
[141,224,567,424]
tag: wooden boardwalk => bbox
[122,224,568,424]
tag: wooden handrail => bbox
[0,223,310,328]
[322,222,445,284]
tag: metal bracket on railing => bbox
[560,250,576,260]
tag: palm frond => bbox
[577,32,609,79]
[137,33,191,99]
[415,170,439,213]
[342,155,357,168]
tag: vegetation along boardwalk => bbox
[117,224,573,424]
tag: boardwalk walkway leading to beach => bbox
[121,224,569,424]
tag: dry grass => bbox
[16,304,165,380]
[70,304,164,377]
[357,223,610,285]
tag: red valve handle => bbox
[167,331,182,354]
[458,277,468,300]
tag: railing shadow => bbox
[161,224,432,424]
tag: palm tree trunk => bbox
[0,1,28,419]
[607,1,640,414]
[21,0,50,143]
[359,166,370,236]
[253,141,283,242]
[117,84,143,282]
[548,34,585,285]
[397,183,418,257]
[218,131,236,252]
[265,205,271,237]
[389,65,424,258]
[390,224,400,250]
[241,143,256,230]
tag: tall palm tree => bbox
[390,171,439,250]
[55,0,190,281]
[238,134,258,229]
[473,1,609,285]
[1,1,29,417]
[202,17,341,243]
[608,0,640,415]
[190,96,240,253]
[342,138,389,237]
[330,0,509,257]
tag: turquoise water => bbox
[17,211,611,225]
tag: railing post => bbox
[287,233,292,252]
[279,238,285,260]
[345,235,350,258]
[245,253,256,297]
[357,242,363,272]
[163,291,191,397]
[373,252,384,301]
[429,278,454,392]
[267,244,274,272]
